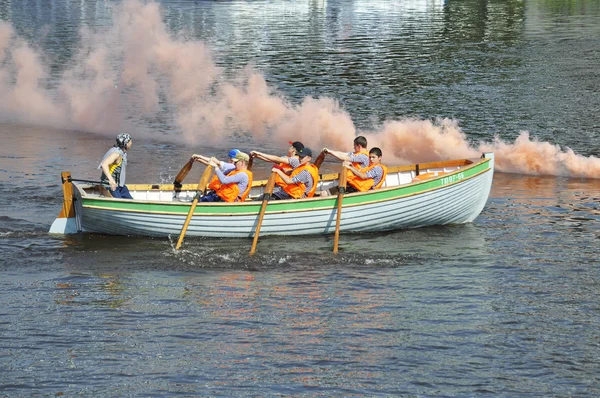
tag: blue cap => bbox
[228,149,240,158]
[297,147,312,158]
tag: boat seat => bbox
[98,186,113,198]
[412,171,447,182]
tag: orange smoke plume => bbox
[0,1,598,179]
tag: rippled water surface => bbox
[1,0,600,396]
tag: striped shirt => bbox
[366,165,384,188]
[287,156,300,169]
[348,152,369,168]
[272,169,314,199]
[291,169,314,196]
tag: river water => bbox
[1,0,599,396]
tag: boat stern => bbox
[49,171,80,235]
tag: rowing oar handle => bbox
[250,171,277,255]
[333,166,347,254]
[175,165,213,250]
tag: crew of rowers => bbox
[190,136,387,203]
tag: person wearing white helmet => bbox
[98,133,133,199]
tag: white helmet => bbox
[116,133,132,147]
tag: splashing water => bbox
[0,0,598,178]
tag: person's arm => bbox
[220,162,235,173]
[323,148,351,162]
[349,153,370,168]
[101,152,121,191]
[251,151,290,164]
[192,154,210,165]
[291,170,313,196]
[214,167,248,186]
[282,157,300,175]
[272,167,294,184]
[366,165,384,187]
[343,161,368,179]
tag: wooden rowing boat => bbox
[50,153,494,238]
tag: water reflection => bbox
[484,172,600,269]
[177,268,405,390]
[53,271,130,309]
[491,172,600,222]
[50,220,491,272]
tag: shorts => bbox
[110,185,133,199]
[200,192,223,202]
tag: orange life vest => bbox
[215,169,253,202]
[208,175,222,192]
[208,165,235,192]
[282,164,319,199]
[351,150,370,169]
[274,162,293,188]
[347,164,388,191]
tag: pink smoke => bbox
[0,0,598,179]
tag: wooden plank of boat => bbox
[49,153,494,239]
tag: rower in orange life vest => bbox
[192,149,240,193]
[270,147,319,200]
[200,152,253,202]
[250,141,304,188]
[320,135,370,170]
[343,147,387,193]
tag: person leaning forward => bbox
[344,147,388,193]
[192,149,240,193]
[251,141,304,188]
[270,147,319,200]
[321,135,370,170]
[200,152,253,202]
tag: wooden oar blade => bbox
[314,151,326,169]
[174,158,194,187]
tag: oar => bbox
[175,166,213,250]
[67,177,112,197]
[248,154,254,171]
[333,166,348,254]
[174,158,194,187]
[69,178,109,185]
[249,171,277,255]
[314,149,327,169]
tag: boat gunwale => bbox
[121,158,477,192]
[78,156,492,216]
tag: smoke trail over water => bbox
[0,0,598,178]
